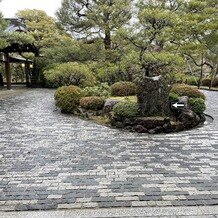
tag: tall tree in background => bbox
[56,0,132,50]
[16,9,70,84]
[121,0,184,77]
[16,9,65,56]
[0,3,7,49]
[177,0,218,88]
[118,0,185,116]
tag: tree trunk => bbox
[31,50,40,87]
[104,30,111,50]
[210,64,218,89]
[198,54,204,89]
[136,75,170,117]
[25,62,30,87]
[5,53,11,90]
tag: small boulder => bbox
[103,100,119,113]
[179,96,191,110]
[149,126,163,134]
[125,126,134,131]
[76,107,84,115]
[115,121,124,129]
[178,109,200,129]
[123,118,134,126]
[133,125,148,133]
[134,117,165,129]
[163,123,173,133]
[170,121,185,132]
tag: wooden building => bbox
[0,18,38,89]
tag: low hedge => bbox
[190,98,206,115]
[54,85,82,113]
[186,76,198,86]
[170,84,205,100]
[80,96,105,110]
[202,77,218,87]
[169,92,179,101]
[44,62,95,88]
[81,83,111,97]
[213,77,218,87]
[201,78,211,86]
[111,81,136,96]
[113,101,139,118]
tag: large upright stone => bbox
[136,75,170,116]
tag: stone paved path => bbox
[0,89,217,211]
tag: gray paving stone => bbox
[0,89,217,211]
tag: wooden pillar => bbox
[5,53,11,90]
[25,62,30,87]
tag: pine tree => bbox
[56,0,132,50]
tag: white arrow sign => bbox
[172,102,185,109]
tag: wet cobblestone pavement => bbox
[0,89,217,211]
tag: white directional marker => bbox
[171,102,185,109]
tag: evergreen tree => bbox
[56,0,132,50]
[16,9,65,55]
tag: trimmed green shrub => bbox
[190,98,206,115]
[186,76,198,86]
[170,84,205,100]
[202,77,218,87]
[82,83,111,97]
[212,77,218,87]
[94,63,120,85]
[44,62,96,88]
[113,101,139,118]
[80,96,105,110]
[202,78,211,86]
[165,72,186,85]
[54,85,82,113]
[169,92,179,101]
[111,81,136,96]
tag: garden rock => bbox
[178,109,200,128]
[149,126,163,134]
[163,123,172,133]
[179,96,191,110]
[123,118,134,126]
[103,100,119,113]
[133,117,166,129]
[133,125,148,133]
[137,75,170,116]
[125,126,133,131]
[115,121,124,129]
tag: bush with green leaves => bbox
[111,81,136,96]
[165,72,186,84]
[54,85,82,113]
[96,63,120,85]
[190,98,206,115]
[185,76,198,86]
[113,101,139,118]
[201,78,211,86]
[44,62,96,88]
[81,83,111,97]
[80,96,105,110]
[169,92,179,101]
[213,77,218,87]
[170,84,205,100]
[202,77,218,87]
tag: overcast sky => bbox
[0,0,62,18]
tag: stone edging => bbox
[0,206,218,218]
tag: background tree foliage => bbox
[0,14,34,50]
[16,9,66,54]
[0,0,217,89]
[118,0,185,77]
[176,0,218,87]
[56,0,132,50]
